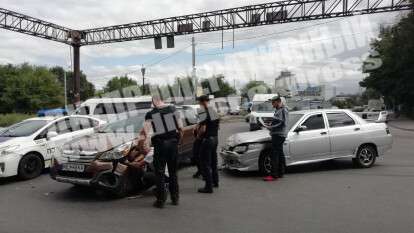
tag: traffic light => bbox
[154,37,162,49]
[167,35,175,48]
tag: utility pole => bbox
[73,44,80,106]
[191,37,197,99]
[64,69,67,109]
[69,30,83,107]
[141,65,146,95]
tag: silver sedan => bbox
[221,109,393,174]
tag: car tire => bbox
[353,145,377,168]
[18,153,44,180]
[259,150,272,175]
[111,176,132,198]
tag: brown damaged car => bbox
[50,106,198,197]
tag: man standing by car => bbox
[143,95,183,208]
[197,95,220,193]
[264,96,288,181]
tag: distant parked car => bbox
[0,116,105,180]
[73,96,152,122]
[248,94,286,131]
[221,109,393,174]
[248,99,275,131]
[355,111,389,123]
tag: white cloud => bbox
[0,1,407,93]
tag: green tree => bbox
[103,76,138,93]
[360,7,414,116]
[240,80,272,100]
[0,63,64,113]
[49,66,95,103]
[200,74,236,98]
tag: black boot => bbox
[153,200,165,209]
[198,187,213,193]
[171,194,179,206]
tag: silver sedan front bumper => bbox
[220,144,264,172]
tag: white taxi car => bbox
[0,116,105,180]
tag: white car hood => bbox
[0,136,27,148]
[226,130,271,147]
[250,112,274,117]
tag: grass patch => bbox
[0,113,36,127]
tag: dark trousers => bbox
[153,138,179,202]
[200,136,219,190]
[192,138,202,175]
[271,135,286,178]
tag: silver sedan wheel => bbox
[359,148,374,166]
[264,155,272,174]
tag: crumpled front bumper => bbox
[54,170,126,191]
[220,146,262,172]
[51,159,132,191]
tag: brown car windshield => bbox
[99,116,145,133]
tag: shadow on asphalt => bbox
[51,185,155,203]
[0,176,20,185]
[223,159,357,178]
[0,168,50,185]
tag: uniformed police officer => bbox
[196,95,220,193]
[143,96,183,208]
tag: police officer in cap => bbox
[142,95,183,208]
[196,95,220,193]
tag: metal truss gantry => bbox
[0,0,413,103]
[0,8,71,44]
[81,0,414,45]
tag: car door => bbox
[39,117,98,159]
[289,113,331,161]
[326,111,362,157]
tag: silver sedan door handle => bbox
[320,132,327,135]
[354,128,361,131]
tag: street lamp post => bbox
[64,69,67,110]
[141,65,146,95]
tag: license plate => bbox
[62,163,85,172]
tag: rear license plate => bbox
[62,163,85,172]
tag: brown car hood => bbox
[64,132,138,153]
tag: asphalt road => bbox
[1,120,414,233]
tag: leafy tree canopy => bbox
[0,63,64,113]
[103,76,138,93]
[240,80,272,100]
[200,74,236,98]
[50,66,95,103]
[360,9,414,116]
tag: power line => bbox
[146,45,192,67]
[197,18,345,45]
[124,44,192,76]
[123,19,345,77]
[197,31,368,57]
